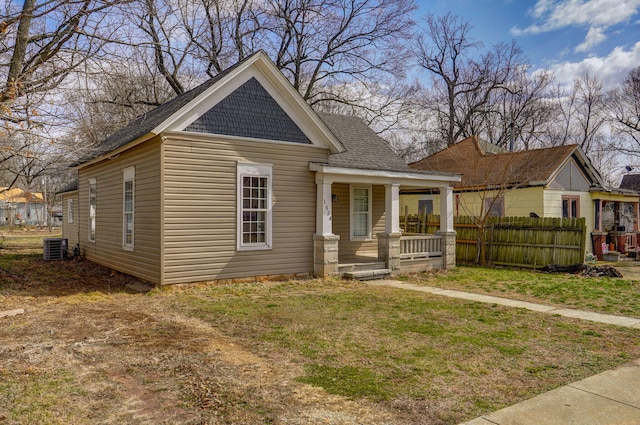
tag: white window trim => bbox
[88,178,96,243]
[237,162,273,251]
[67,199,74,224]
[122,166,135,251]
[350,184,372,241]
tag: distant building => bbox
[0,187,48,226]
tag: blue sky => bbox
[416,0,640,88]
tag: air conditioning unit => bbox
[43,238,68,260]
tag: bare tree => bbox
[415,13,534,148]
[0,0,126,189]
[0,0,125,122]
[478,69,555,150]
[111,0,416,120]
[543,73,607,155]
[608,66,640,157]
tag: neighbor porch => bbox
[591,191,640,261]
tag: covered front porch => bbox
[310,163,461,278]
[591,190,640,260]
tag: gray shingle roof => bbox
[56,180,78,194]
[318,113,411,172]
[185,77,310,144]
[72,52,261,167]
[620,174,640,191]
[72,52,414,175]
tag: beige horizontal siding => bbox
[78,137,162,283]
[162,134,328,284]
[61,192,79,248]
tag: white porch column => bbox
[316,177,333,235]
[436,186,456,269]
[385,183,401,234]
[314,176,339,276]
[439,186,454,232]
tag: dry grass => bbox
[1,245,639,424]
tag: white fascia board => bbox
[545,146,605,189]
[152,54,262,135]
[252,58,345,154]
[153,51,345,154]
[310,163,461,187]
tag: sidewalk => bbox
[364,280,640,329]
[364,280,640,425]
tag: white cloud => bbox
[511,0,640,35]
[545,41,640,89]
[575,26,606,52]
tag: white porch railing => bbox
[400,234,443,260]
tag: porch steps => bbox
[343,269,392,281]
[338,260,386,273]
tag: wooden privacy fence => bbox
[401,213,586,268]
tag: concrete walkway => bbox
[364,280,640,329]
[364,280,640,425]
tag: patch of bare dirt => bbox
[0,256,403,424]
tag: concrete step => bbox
[338,261,386,273]
[343,269,392,281]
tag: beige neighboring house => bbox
[0,187,47,226]
[61,51,460,285]
[403,136,640,258]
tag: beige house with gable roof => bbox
[61,51,460,285]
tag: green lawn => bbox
[168,278,640,423]
[410,265,640,318]
[1,250,639,424]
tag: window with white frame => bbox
[237,162,272,250]
[88,178,97,242]
[123,167,135,250]
[350,185,372,240]
[67,199,74,223]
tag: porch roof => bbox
[590,188,640,202]
[309,163,460,187]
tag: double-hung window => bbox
[350,185,372,240]
[123,167,135,250]
[237,162,272,250]
[67,199,74,223]
[562,196,580,218]
[88,178,97,242]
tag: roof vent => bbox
[43,238,68,260]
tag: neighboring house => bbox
[403,136,640,258]
[0,187,47,226]
[620,174,640,192]
[61,51,460,285]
